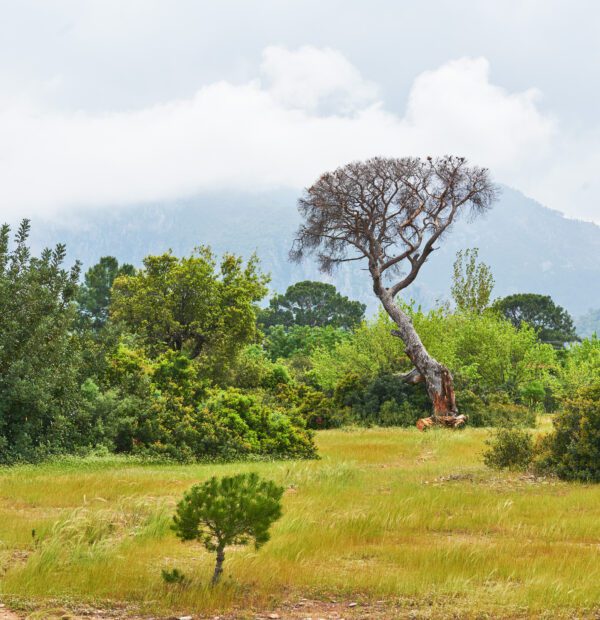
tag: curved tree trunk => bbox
[211,545,225,587]
[379,291,460,423]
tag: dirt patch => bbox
[3,599,599,620]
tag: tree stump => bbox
[416,414,467,431]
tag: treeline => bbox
[0,221,598,466]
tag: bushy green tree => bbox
[260,280,365,330]
[172,473,284,585]
[77,256,135,329]
[451,248,494,314]
[110,248,268,379]
[230,345,291,390]
[0,221,85,462]
[493,293,578,346]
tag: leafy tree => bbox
[493,293,578,346]
[291,156,496,420]
[0,220,83,462]
[172,473,284,585]
[451,248,494,313]
[260,280,365,330]
[110,248,268,379]
[77,256,134,329]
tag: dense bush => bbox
[270,383,353,429]
[333,372,429,426]
[534,382,600,481]
[230,345,291,390]
[464,392,537,428]
[483,427,534,470]
[96,345,316,461]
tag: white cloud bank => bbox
[0,45,596,222]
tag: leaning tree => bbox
[291,156,497,427]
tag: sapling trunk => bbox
[211,544,225,586]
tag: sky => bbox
[1,0,599,223]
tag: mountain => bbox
[24,185,600,317]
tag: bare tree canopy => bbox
[291,156,498,424]
[291,156,496,294]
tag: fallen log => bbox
[416,414,467,431]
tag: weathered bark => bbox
[379,290,457,420]
[211,545,225,587]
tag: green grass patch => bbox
[1,426,600,617]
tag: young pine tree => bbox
[172,473,284,586]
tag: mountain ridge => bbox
[22,185,600,317]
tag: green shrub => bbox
[483,427,534,470]
[172,473,283,585]
[161,567,189,586]
[333,372,428,427]
[270,383,353,429]
[468,393,537,428]
[133,388,316,462]
[378,400,418,427]
[534,382,600,481]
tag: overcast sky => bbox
[1,0,599,223]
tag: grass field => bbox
[2,425,600,619]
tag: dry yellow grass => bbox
[1,425,600,618]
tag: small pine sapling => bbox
[172,472,284,586]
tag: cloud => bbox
[261,45,378,113]
[0,46,583,222]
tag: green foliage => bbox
[310,307,560,426]
[110,248,268,380]
[161,567,189,586]
[260,280,365,330]
[172,473,283,584]
[271,382,352,429]
[231,345,291,389]
[535,382,600,482]
[309,311,405,391]
[410,307,561,404]
[561,335,600,394]
[264,324,349,362]
[97,345,316,461]
[466,393,537,428]
[333,372,428,426]
[77,256,134,330]
[451,248,495,314]
[493,293,578,346]
[483,427,534,470]
[0,220,85,463]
